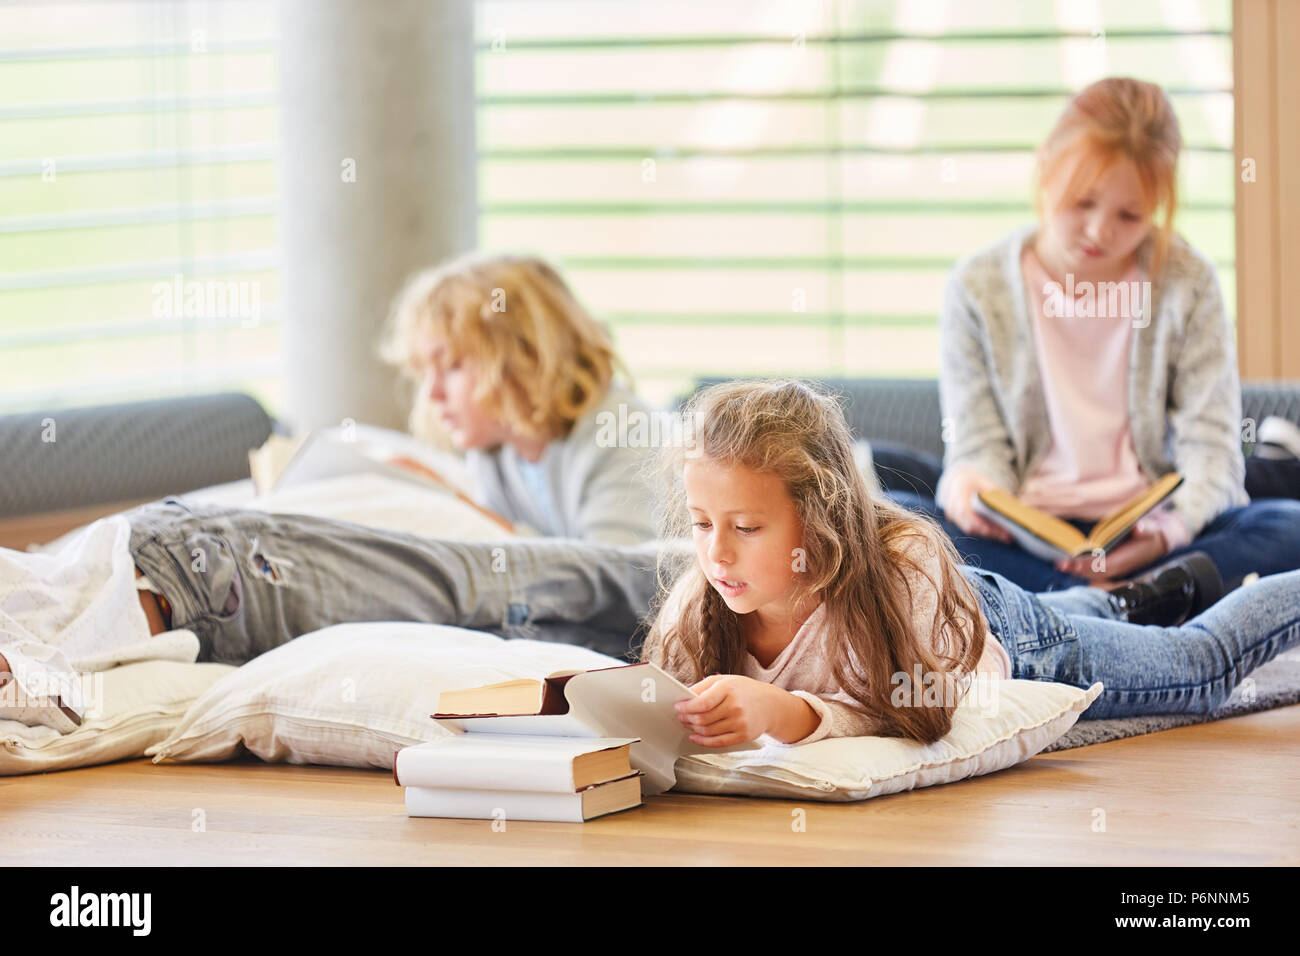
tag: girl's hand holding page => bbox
[674,674,820,746]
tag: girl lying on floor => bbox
[2,381,1298,745]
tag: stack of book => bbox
[395,735,643,822]
[393,661,761,822]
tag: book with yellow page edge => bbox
[432,660,761,796]
[403,776,644,822]
[396,736,645,822]
[395,735,638,791]
[971,473,1183,564]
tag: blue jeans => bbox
[887,490,1300,592]
[965,566,1300,719]
[125,499,1300,722]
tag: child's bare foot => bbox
[135,568,171,635]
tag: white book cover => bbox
[404,775,642,823]
[250,423,472,496]
[274,429,456,495]
[394,734,638,792]
[434,661,760,796]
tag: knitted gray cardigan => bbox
[465,382,659,546]
[935,224,1248,539]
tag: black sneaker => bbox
[1106,551,1225,627]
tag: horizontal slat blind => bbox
[0,0,281,414]
[475,0,1234,408]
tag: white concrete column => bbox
[277,0,476,432]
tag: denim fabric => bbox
[124,498,661,664]
[888,490,1089,590]
[889,489,1300,592]
[1162,499,1300,589]
[964,566,1300,719]
[1244,454,1300,501]
[124,498,1300,723]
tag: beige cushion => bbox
[146,622,617,768]
[146,622,1102,801]
[673,678,1102,800]
[0,660,237,776]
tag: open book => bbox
[972,473,1183,563]
[248,425,514,533]
[433,661,760,795]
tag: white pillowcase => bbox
[146,622,619,768]
[674,678,1103,801]
[184,471,515,542]
[146,622,1102,801]
[0,660,237,776]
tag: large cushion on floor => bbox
[673,678,1102,801]
[0,660,237,775]
[146,622,618,768]
[146,622,1102,801]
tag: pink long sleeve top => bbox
[1016,247,1190,551]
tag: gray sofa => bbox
[1,379,1297,524]
[687,377,1300,497]
[0,392,275,521]
[690,377,1300,462]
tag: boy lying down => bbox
[0,498,662,734]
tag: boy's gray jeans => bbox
[125,498,667,664]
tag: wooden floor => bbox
[4,704,1298,866]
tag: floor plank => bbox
[3,704,1298,866]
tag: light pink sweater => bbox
[660,533,1012,745]
[1017,248,1190,551]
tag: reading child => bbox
[380,253,658,545]
[640,380,1300,747]
[889,77,1300,592]
[4,402,1299,742]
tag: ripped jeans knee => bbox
[245,537,294,586]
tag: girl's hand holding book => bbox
[1055,522,1168,582]
[674,674,820,746]
[941,466,1015,543]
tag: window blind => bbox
[0,0,281,414]
[474,0,1234,408]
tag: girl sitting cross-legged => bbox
[889,76,1300,594]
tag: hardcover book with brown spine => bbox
[972,473,1183,563]
[432,660,760,795]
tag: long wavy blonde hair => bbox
[639,380,987,745]
[379,253,629,445]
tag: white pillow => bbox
[254,473,514,541]
[146,622,620,768]
[0,660,237,776]
[673,678,1103,801]
[187,471,515,542]
[147,622,1102,801]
